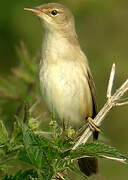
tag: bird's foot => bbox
[87,117,101,132]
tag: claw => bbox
[88,117,101,132]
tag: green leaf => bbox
[9,122,23,146]
[70,142,128,163]
[22,123,43,169]
[0,120,8,145]
[1,169,38,180]
[54,158,70,172]
[17,148,32,165]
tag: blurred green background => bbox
[0,0,128,179]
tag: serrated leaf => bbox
[10,122,23,146]
[22,124,43,169]
[70,142,128,163]
[54,158,70,172]
[17,148,32,165]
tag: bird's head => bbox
[24,3,75,34]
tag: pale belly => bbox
[40,62,93,129]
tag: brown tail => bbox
[78,129,99,177]
[78,157,98,177]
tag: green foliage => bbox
[2,169,38,180]
[70,142,128,161]
[0,110,127,180]
[0,120,8,145]
[0,42,39,130]
[0,44,127,180]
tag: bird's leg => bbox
[87,117,101,133]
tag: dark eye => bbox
[51,10,58,16]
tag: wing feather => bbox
[87,68,98,140]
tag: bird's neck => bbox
[40,29,80,64]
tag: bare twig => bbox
[73,64,128,151]
[115,102,128,106]
[107,63,115,98]
[100,155,127,164]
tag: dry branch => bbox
[73,64,128,150]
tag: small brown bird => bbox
[25,3,98,177]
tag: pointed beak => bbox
[24,7,41,15]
